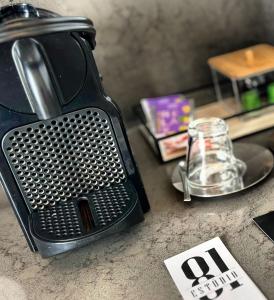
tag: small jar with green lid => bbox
[267,83,274,104]
[241,89,261,111]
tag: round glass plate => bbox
[172,143,274,197]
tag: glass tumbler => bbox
[186,118,246,195]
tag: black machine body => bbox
[0,3,149,257]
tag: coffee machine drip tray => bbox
[2,107,127,211]
[31,180,137,242]
[1,106,146,256]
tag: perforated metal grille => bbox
[37,200,82,238]
[2,108,126,210]
[32,181,137,241]
[91,181,132,227]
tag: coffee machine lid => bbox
[0,3,96,48]
[0,3,62,24]
[0,3,95,114]
[0,3,39,22]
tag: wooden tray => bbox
[139,98,274,162]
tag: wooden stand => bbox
[208,44,274,106]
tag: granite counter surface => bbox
[0,127,274,300]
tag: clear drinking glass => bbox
[186,118,246,196]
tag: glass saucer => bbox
[172,143,273,198]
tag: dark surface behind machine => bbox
[0,3,149,257]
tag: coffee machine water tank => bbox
[0,3,149,257]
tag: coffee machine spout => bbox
[12,38,62,120]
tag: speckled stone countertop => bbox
[0,127,274,300]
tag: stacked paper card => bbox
[141,94,193,138]
[164,237,267,300]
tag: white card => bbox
[164,237,267,300]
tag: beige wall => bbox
[0,1,270,123]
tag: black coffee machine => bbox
[0,3,149,257]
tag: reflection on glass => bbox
[186,118,246,196]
